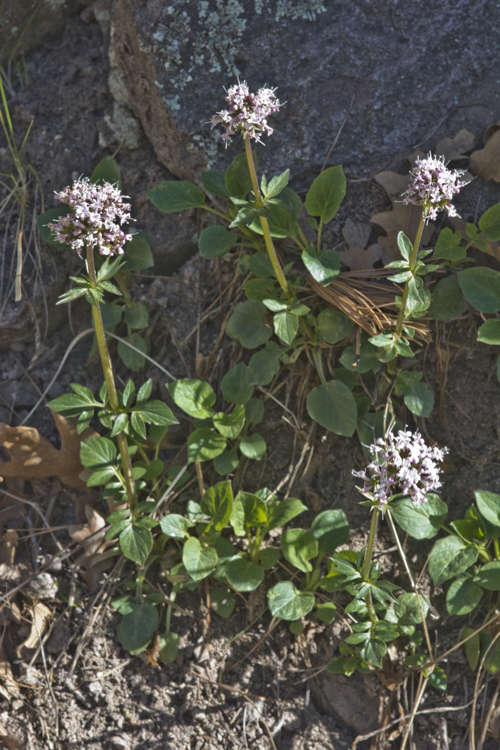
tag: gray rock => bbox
[315,670,380,734]
[110,0,499,183]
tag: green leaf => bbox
[167,379,216,418]
[339,332,381,373]
[201,171,230,199]
[458,267,500,313]
[198,225,236,258]
[137,379,152,403]
[315,309,354,344]
[80,436,116,468]
[119,524,153,565]
[264,497,307,533]
[281,528,318,573]
[463,627,481,671]
[393,592,429,626]
[247,348,282,386]
[263,169,290,199]
[148,180,206,213]
[121,231,154,271]
[248,253,276,279]
[390,494,448,540]
[316,602,337,623]
[188,427,226,462]
[239,433,266,460]
[159,632,179,663]
[47,391,101,418]
[277,187,303,219]
[117,603,158,655]
[289,620,304,635]
[100,303,123,333]
[134,400,178,426]
[478,319,500,345]
[427,665,447,691]
[124,301,149,329]
[213,404,245,439]
[249,204,298,238]
[210,587,236,618]
[226,301,272,349]
[259,548,281,570]
[310,510,349,554]
[87,466,118,486]
[428,275,466,320]
[221,363,254,404]
[428,536,478,585]
[37,206,71,248]
[110,412,128,437]
[273,310,298,344]
[267,581,315,621]
[117,333,147,370]
[397,232,413,262]
[305,166,346,224]
[159,514,191,539]
[182,537,218,581]
[245,398,264,425]
[307,380,357,437]
[213,448,239,475]
[225,151,257,197]
[479,203,500,241]
[473,561,500,590]
[446,576,483,615]
[433,227,466,261]
[90,156,121,188]
[475,491,500,538]
[302,245,340,286]
[225,556,264,591]
[201,481,233,531]
[398,376,434,417]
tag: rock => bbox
[315,670,381,735]
[110,0,498,183]
[25,572,59,600]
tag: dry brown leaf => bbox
[69,504,116,589]
[339,219,383,271]
[370,171,434,264]
[0,411,98,490]
[0,719,24,750]
[470,125,500,182]
[0,642,19,699]
[16,601,52,657]
[435,128,475,163]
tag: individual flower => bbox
[353,429,448,510]
[402,154,467,221]
[48,178,132,256]
[211,81,282,146]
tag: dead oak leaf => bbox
[16,601,52,657]
[470,124,500,182]
[435,128,475,163]
[0,411,98,490]
[370,171,434,264]
[69,505,116,589]
[338,218,383,271]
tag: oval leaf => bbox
[458,267,500,313]
[428,536,478,585]
[117,603,159,655]
[148,180,206,213]
[267,581,315,621]
[307,380,357,437]
[305,165,346,224]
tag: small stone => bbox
[25,573,58,601]
[110,737,129,748]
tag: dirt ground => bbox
[1,10,500,750]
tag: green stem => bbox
[495,539,500,561]
[317,218,323,253]
[363,508,379,582]
[394,214,426,339]
[244,137,291,298]
[312,347,327,385]
[86,245,137,508]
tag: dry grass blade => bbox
[308,270,431,342]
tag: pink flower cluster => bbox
[353,429,448,510]
[211,82,282,146]
[48,178,132,256]
[402,154,466,221]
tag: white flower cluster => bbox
[402,154,466,221]
[49,178,131,256]
[353,429,448,510]
[211,82,282,146]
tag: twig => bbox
[321,95,355,172]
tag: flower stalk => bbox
[86,244,137,508]
[394,213,425,339]
[244,137,291,298]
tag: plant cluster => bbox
[34,82,500,702]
